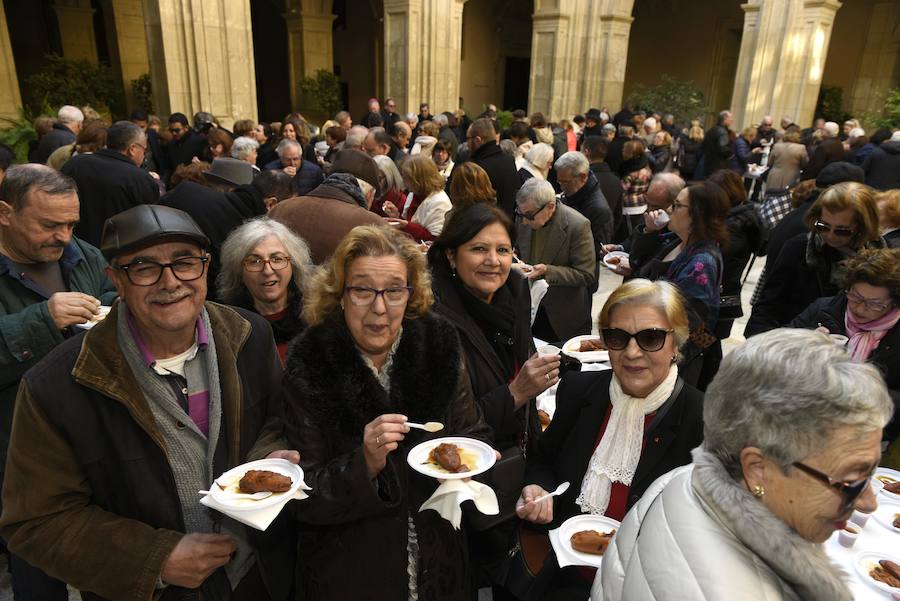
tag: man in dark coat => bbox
[162,113,207,179]
[32,106,83,165]
[458,117,521,218]
[801,121,847,180]
[577,108,605,149]
[61,121,159,247]
[702,110,734,176]
[582,135,624,239]
[379,97,401,135]
[605,125,633,175]
[862,137,900,190]
[159,158,265,300]
[263,139,324,197]
[555,151,613,257]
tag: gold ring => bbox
[376,436,382,445]
[546,373,551,383]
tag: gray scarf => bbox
[692,447,853,601]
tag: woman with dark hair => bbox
[427,204,560,591]
[203,128,233,162]
[323,124,346,165]
[432,138,455,180]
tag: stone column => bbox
[730,0,842,130]
[0,0,21,121]
[383,0,466,115]
[847,0,900,119]
[109,0,151,111]
[528,0,635,122]
[53,0,99,63]
[283,0,336,110]
[143,0,257,128]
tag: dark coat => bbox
[163,131,207,175]
[560,171,614,256]
[802,138,847,180]
[527,369,703,525]
[62,149,160,247]
[262,159,325,197]
[677,137,703,180]
[0,302,294,601]
[283,313,491,601]
[431,269,539,454]
[862,141,900,190]
[605,135,629,175]
[159,181,266,300]
[590,161,624,237]
[759,197,814,259]
[722,203,764,297]
[33,123,76,165]
[789,294,899,440]
[702,125,733,176]
[467,140,522,219]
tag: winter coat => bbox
[862,141,900,190]
[268,178,384,264]
[766,142,808,191]
[283,313,491,601]
[465,140,522,219]
[733,136,754,174]
[0,302,294,601]
[702,125,733,176]
[597,449,854,601]
[722,203,764,297]
[410,189,452,238]
[162,131,207,176]
[262,159,325,197]
[801,138,846,180]
[560,171,614,256]
[590,162,624,239]
[62,149,160,247]
[789,293,899,440]
[33,122,76,165]
[676,137,702,180]
[411,135,438,157]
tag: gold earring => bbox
[752,485,765,498]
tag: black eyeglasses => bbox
[344,286,412,307]
[515,203,549,221]
[116,256,208,286]
[601,327,673,352]
[845,289,891,312]
[814,221,855,237]
[791,461,872,513]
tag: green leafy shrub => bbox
[627,75,710,126]
[25,54,120,115]
[814,86,850,124]
[876,87,900,129]
[131,73,154,114]
[0,107,42,164]
[298,70,343,118]
[495,110,513,132]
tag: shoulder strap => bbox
[645,377,684,435]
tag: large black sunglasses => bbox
[601,327,673,352]
[792,461,872,513]
[813,221,855,238]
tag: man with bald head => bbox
[389,121,411,163]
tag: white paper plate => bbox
[562,334,609,363]
[407,437,496,480]
[876,468,900,502]
[873,499,900,535]
[853,550,900,596]
[208,458,305,511]
[557,514,621,568]
[603,251,630,271]
[74,306,111,330]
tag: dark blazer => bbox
[590,161,624,238]
[62,149,160,247]
[702,125,733,176]
[33,123,76,165]
[467,140,521,219]
[526,369,704,525]
[516,203,596,340]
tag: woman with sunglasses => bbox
[789,248,900,460]
[283,225,491,600]
[596,328,891,601]
[517,279,703,599]
[747,181,885,336]
[217,217,312,365]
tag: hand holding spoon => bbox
[531,481,570,504]
[406,421,444,433]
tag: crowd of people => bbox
[0,94,897,601]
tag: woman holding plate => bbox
[283,225,492,600]
[516,279,704,599]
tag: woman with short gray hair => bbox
[231,135,259,164]
[517,142,555,184]
[597,328,893,601]
[217,216,313,364]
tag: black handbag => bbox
[470,445,526,531]
[501,523,558,600]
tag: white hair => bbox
[649,172,686,204]
[231,136,259,160]
[704,329,893,478]
[554,150,590,176]
[276,138,300,157]
[516,177,556,208]
[345,125,369,150]
[524,143,555,177]
[643,117,657,131]
[823,122,840,137]
[433,114,448,127]
[58,105,84,125]
[373,154,403,191]
[892,130,900,142]
[404,113,418,126]
[356,177,374,199]
[848,127,865,139]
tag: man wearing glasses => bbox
[0,204,297,600]
[61,121,160,248]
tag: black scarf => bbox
[618,151,649,177]
[453,275,518,376]
[565,171,600,209]
[235,286,306,345]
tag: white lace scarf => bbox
[576,365,678,515]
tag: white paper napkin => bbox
[549,526,583,568]
[529,279,549,325]
[200,485,310,531]
[419,480,499,529]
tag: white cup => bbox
[849,509,873,528]
[653,211,670,228]
[537,345,561,358]
[838,523,859,547]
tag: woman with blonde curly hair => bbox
[283,224,492,600]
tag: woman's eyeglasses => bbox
[791,461,873,514]
[845,289,891,312]
[242,255,291,272]
[600,328,673,352]
[344,286,412,306]
[813,221,855,237]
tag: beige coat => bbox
[766,141,808,190]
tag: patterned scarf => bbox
[844,305,900,362]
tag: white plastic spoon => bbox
[406,421,445,433]
[198,489,273,500]
[532,481,570,504]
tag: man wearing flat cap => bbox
[0,204,298,601]
[269,148,385,263]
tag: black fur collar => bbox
[284,312,462,436]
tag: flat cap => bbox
[204,157,254,187]
[100,204,209,260]
[815,161,865,189]
[329,149,380,189]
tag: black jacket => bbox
[33,123,76,165]
[862,141,900,190]
[162,131,207,176]
[527,369,704,524]
[722,203,764,297]
[560,171,614,255]
[605,135,629,175]
[283,313,491,601]
[677,137,703,179]
[789,294,899,439]
[62,149,160,247]
[760,197,815,259]
[159,181,265,300]
[802,138,847,180]
[702,125,733,176]
[590,161,624,238]
[465,141,521,219]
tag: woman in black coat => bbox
[517,279,704,599]
[284,225,492,600]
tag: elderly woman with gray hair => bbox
[517,142,555,185]
[218,216,313,364]
[596,328,893,601]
